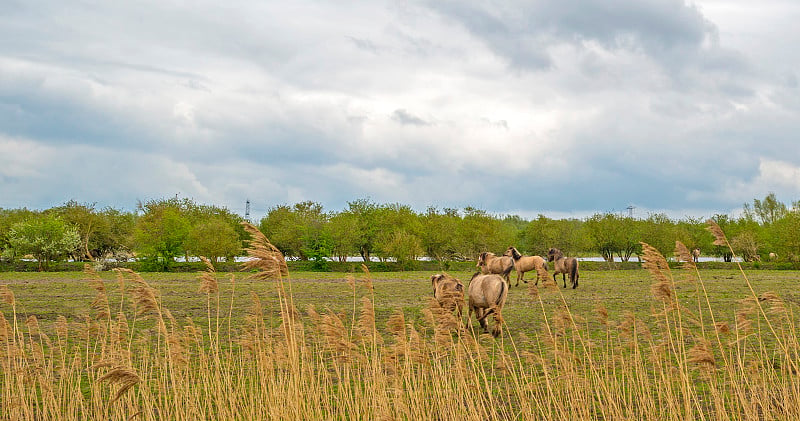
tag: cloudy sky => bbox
[1,0,799,220]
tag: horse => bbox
[430,273,465,316]
[467,272,508,338]
[547,248,579,289]
[476,251,514,285]
[769,252,778,261]
[504,246,548,287]
[692,248,701,263]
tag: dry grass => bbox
[1,222,800,419]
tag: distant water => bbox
[80,255,742,264]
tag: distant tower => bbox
[245,199,251,222]
[626,205,635,218]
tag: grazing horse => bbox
[769,252,778,261]
[467,272,508,338]
[547,248,579,289]
[476,252,514,285]
[431,273,465,316]
[503,246,548,287]
[692,248,701,263]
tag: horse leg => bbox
[467,305,475,332]
[562,273,567,289]
[474,308,488,332]
[477,307,495,322]
[491,311,503,338]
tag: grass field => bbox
[2,231,800,419]
[1,267,797,343]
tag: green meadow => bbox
[2,244,800,420]
[1,267,796,341]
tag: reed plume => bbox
[240,222,288,279]
[0,284,15,306]
[97,365,141,404]
[674,241,696,271]
[706,219,728,246]
[641,242,672,304]
[198,256,219,295]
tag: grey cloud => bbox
[1,0,798,219]
[391,109,431,126]
[424,0,722,73]
[348,36,381,54]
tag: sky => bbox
[1,0,799,221]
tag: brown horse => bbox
[692,248,701,263]
[476,251,514,285]
[547,248,579,289]
[467,272,508,337]
[504,246,548,287]
[431,273,465,316]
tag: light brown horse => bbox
[692,248,701,263]
[504,246,548,287]
[467,272,508,337]
[547,248,579,289]
[431,273,465,316]
[476,251,514,285]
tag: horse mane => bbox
[508,247,522,260]
[548,248,564,261]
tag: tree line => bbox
[1,194,798,270]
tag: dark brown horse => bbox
[547,248,579,289]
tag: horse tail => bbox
[503,259,514,277]
[496,280,506,306]
[569,259,579,287]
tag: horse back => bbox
[468,274,507,308]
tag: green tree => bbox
[769,210,800,261]
[53,200,102,261]
[259,201,328,260]
[420,207,461,264]
[730,230,760,262]
[382,230,424,269]
[133,199,191,270]
[373,203,422,262]
[585,213,639,262]
[0,208,38,259]
[184,218,242,263]
[639,213,675,259]
[6,214,80,270]
[328,211,360,262]
[751,192,787,225]
[95,207,137,261]
[346,198,380,262]
[456,207,515,260]
[521,215,574,257]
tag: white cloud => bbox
[718,158,800,203]
[1,0,799,217]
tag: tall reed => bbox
[0,222,798,419]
